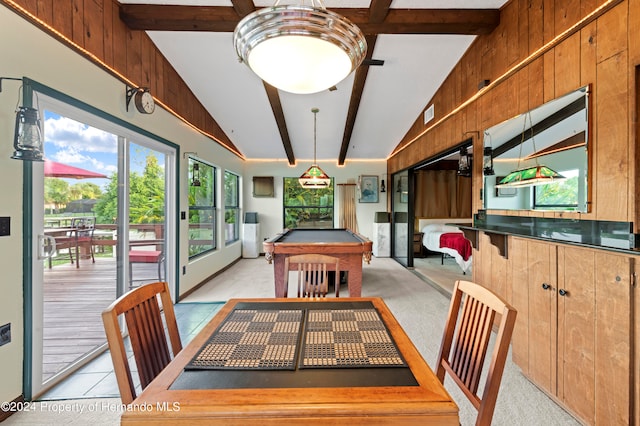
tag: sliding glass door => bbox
[28,90,176,398]
[391,170,411,267]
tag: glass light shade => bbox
[299,164,330,188]
[496,165,565,188]
[12,106,44,161]
[234,5,367,94]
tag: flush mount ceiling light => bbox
[233,0,367,94]
[496,113,565,188]
[299,108,330,188]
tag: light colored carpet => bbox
[5,256,580,425]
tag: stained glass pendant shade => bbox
[299,108,330,188]
[496,165,565,188]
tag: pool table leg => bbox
[273,257,287,297]
[346,258,362,297]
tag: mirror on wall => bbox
[483,85,590,212]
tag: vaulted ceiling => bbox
[118,1,508,165]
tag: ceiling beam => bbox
[119,5,500,35]
[264,83,296,165]
[339,35,378,165]
[338,0,390,165]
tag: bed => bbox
[418,219,473,274]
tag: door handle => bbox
[38,235,57,260]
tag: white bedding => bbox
[421,223,472,273]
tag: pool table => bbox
[263,228,373,297]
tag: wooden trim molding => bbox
[389,0,623,160]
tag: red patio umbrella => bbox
[44,160,107,179]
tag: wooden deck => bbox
[42,257,160,382]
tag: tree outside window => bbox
[283,177,334,229]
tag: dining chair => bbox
[101,281,182,405]
[436,280,517,426]
[284,254,340,298]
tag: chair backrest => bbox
[284,254,340,298]
[436,280,517,426]
[101,281,182,404]
[71,217,95,238]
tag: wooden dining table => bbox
[120,297,459,425]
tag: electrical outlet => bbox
[181,211,186,220]
[0,323,10,346]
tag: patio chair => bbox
[284,254,340,298]
[49,216,95,268]
[101,281,182,405]
[436,280,517,426]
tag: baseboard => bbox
[0,394,25,422]
[178,256,244,301]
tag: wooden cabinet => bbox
[509,238,634,425]
[413,232,424,258]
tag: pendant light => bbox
[496,112,565,188]
[233,0,367,95]
[299,108,330,188]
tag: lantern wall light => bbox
[1,77,44,161]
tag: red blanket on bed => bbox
[439,232,472,261]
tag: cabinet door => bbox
[557,246,596,424]
[527,240,557,394]
[510,237,529,371]
[594,252,632,425]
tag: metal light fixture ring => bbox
[234,5,367,94]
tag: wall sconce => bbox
[191,163,201,187]
[457,146,472,177]
[483,146,495,176]
[380,179,386,193]
[1,77,44,161]
[12,106,44,161]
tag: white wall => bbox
[0,6,243,403]
[243,160,387,245]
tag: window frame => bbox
[282,177,335,229]
[532,168,580,210]
[188,158,217,258]
[224,170,240,245]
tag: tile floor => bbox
[39,302,223,401]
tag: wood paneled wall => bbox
[2,0,239,155]
[388,0,639,226]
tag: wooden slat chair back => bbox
[436,280,517,426]
[284,254,340,298]
[101,281,182,405]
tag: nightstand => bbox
[413,232,425,258]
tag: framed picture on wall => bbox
[359,175,379,203]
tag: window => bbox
[283,177,334,229]
[533,169,579,210]
[188,158,216,257]
[224,171,240,244]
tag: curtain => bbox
[414,170,471,218]
[339,184,358,232]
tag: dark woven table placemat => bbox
[186,309,303,370]
[300,308,407,368]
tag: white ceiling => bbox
[120,1,509,163]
